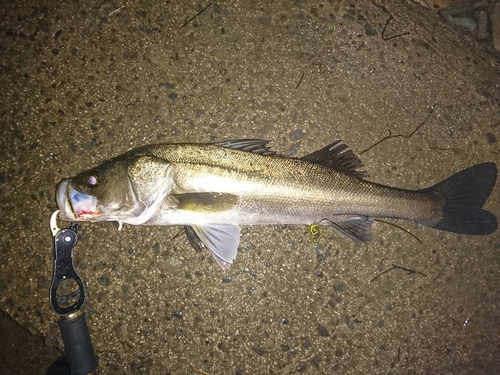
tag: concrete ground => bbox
[1,0,499,374]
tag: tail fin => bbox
[423,162,497,235]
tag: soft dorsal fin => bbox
[215,139,276,156]
[301,141,367,178]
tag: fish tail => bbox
[421,162,497,235]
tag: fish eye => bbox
[86,171,99,187]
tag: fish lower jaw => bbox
[57,209,77,222]
[76,210,100,220]
[71,201,100,220]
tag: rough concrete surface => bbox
[1,1,499,374]
[0,309,60,374]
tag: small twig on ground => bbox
[369,264,427,284]
[359,104,436,155]
[109,2,127,16]
[382,16,410,41]
[181,3,212,29]
[296,73,305,89]
[374,219,422,244]
[193,367,211,375]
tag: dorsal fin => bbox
[215,139,276,156]
[301,141,367,178]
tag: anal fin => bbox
[321,216,374,242]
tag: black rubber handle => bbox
[58,312,98,375]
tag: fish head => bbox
[56,153,173,224]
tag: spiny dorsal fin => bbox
[216,139,366,177]
[215,139,276,156]
[301,141,367,178]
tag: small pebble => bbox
[172,311,183,319]
[317,324,329,337]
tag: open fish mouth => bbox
[56,180,99,221]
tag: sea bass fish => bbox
[56,140,497,268]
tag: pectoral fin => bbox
[191,223,241,269]
[173,193,238,213]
